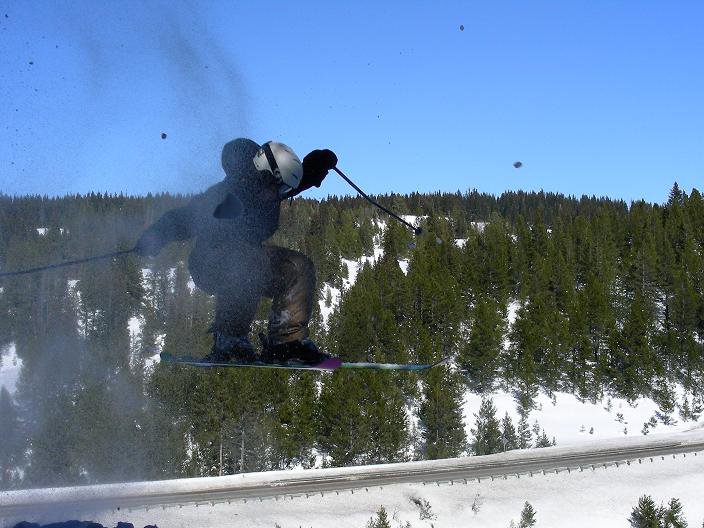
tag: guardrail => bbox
[2,429,703,519]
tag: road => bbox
[2,430,703,519]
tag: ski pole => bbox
[332,166,423,236]
[0,249,135,279]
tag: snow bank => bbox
[143,334,166,369]
[398,259,409,275]
[400,215,428,227]
[0,343,22,395]
[471,221,487,233]
[319,283,342,327]
[127,315,145,370]
[507,299,520,326]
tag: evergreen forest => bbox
[0,183,703,489]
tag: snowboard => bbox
[160,352,451,372]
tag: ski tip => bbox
[317,357,343,370]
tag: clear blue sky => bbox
[1,1,702,203]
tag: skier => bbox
[134,138,337,364]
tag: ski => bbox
[160,352,451,372]
[160,352,342,371]
[338,355,451,371]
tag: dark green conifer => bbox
[500,412,519,451]
[629,495,662,528]
[662,497,687,528]
[418,367,467,459]
[366,505,392,528]
[471,397,502,455]
[519,501,537,528]
[459,296,505,392]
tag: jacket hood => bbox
[221,138,261,183]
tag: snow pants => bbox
[188,243,315,345]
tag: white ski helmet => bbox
[253,141,304,190]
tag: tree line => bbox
[0,183,702,488]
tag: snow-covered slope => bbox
[463,390,695,446]
[318,221,388,327]
[100,453,702,528]
[316,220,701,446]
[0,343,22,395]
[4,430,704,528]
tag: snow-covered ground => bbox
[471,221,487,233]
[400,215,428,227]
[318,215,489,326]
[5,430,704,528]
[398,258,409,275]
[463,390,695,447]
[463,297,698,445]
[0,343,22,395]
[316,224,699,447]
[98,455,704,528]
[145,334,165,369]
[318,222,389,327]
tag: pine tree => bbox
[614,291,657,398]
[2,187,702,484]
[366,505,392,528]
[471,397,503,455]
[418,367,467,459]
[668,182,684,206]
[274,373,318,468]
[500,412,519,451]
[662,498,687,528]
[317,371,367,466]
[534,430,553,448]
[459,296,505,392]
[629,495,661,528]
[519,502,537,528]
[361,371,409,464]
[517,408,532,449]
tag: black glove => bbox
[213,193,243,219]
[134,230,162,257]
[300,149,337,191]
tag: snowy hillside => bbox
[464,299,697,445]
[464,390,696,446]
[6,430,704,528]
[92,454,704,528]
[317,217,702,447]
[3,212,700,452]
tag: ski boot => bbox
[202,332,257,363]
[259,334,331,365]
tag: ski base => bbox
[160,352,342,371]
[160,352,450,372]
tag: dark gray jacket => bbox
[141,138,283,250]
